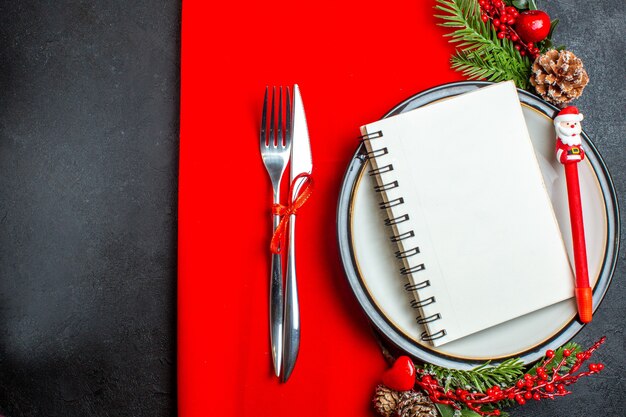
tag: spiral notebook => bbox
[360,81,575,347]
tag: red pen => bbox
[554,106,592,323]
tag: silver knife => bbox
[281,84,312,382]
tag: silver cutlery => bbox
[260,86,292,378]
[281,84,312,382]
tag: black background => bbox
[0,1,623,416]
[0,1,178,416]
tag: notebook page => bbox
[362,82,574,346]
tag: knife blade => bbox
[289,84,313,196]
[281,84,312,382]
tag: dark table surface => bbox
[0,1,179,416]
[0,1,623,416]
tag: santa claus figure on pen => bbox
[554,106,585,164]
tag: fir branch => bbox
[451,50,531,89]
[421,357,526,394]
[435,0,532,89]
[423,343,583,394]
[436,0,499,54]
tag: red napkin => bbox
[179,1,460,415]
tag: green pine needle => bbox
[435,0,532,89]
[422,357,526,393]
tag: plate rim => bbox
[336,81,620,368]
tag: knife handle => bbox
[281,214,300,382]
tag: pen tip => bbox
[575,287,593,323]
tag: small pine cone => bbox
[373,385,403,417]
[395,391,437,417]
[530,49,589,107]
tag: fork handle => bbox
[270,213,284,378]
[281,214,300,382]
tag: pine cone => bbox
[530,49,589,107]
[373,385,403,417]
[395,391,437,417]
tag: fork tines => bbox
[261,86,292,149]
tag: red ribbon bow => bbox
[270,173,314,254]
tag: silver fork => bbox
[260,86,292,378]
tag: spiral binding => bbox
[416,313,442,325]
[396,247,420,258]
[421,329,447,341]
[365,147,388,159]
[410,297,436,308]
[379,197,404,209]
[361,130,445,343]
[404,280,430,291]
[369,164,393,176]
[390,230,414,242]
[384,214,409,226]
[374,181,399,192]
[400,263,425,275]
